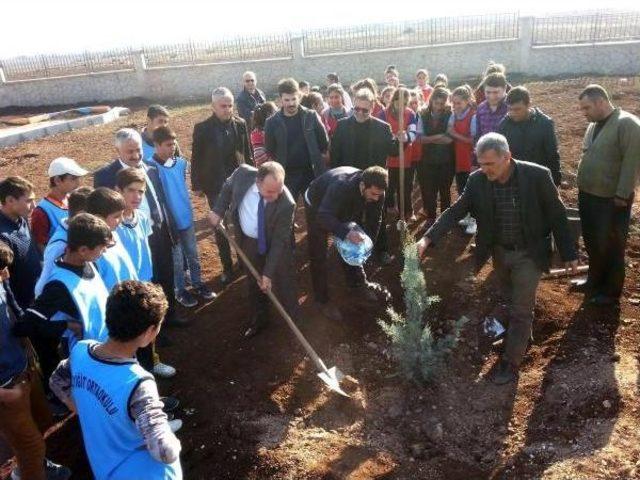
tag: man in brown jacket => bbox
[574,84,640,306]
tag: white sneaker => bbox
[458,213,471,227]
[465,218,477,235]
[169,419,183,433]
[153,362,177,378]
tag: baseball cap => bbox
[48,157,89,177]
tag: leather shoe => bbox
[317,302,343,322]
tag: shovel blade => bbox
[317,366,350,397]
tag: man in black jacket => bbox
[305,166,388,321]
[236,71,266,131]
[264,78,329,202]
[417,133,578,384]
[191,87,253,285]
[498,86,562,186]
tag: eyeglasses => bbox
[354,107,371,114]
[245,79,255,83]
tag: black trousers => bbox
[416,161,454,219]
[304,204,366,304]
[206,192,233,274]
[578,190,632,299]
[285,168,315,204]
[149,223,177,318]
[386,167,415,218]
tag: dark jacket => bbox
[498,108,562,186]
[425,160,577,272]
[330,116,398,169]
[93,159,178,241]
[212,164,295,279]
[306,166,384,241]
[236,88,266,128]
[191,114,253,198]
[264,107,329,177]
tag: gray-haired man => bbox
[416,133,578,384]
[191,87,254,285]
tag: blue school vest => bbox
[70,341,182,480]
[95,231,139,291]
[35,222,69,297]
[37,198,68,239]
[48,263,109,350]
[116,211,153,282]
[155,157,193,231]
[142,140,155,163]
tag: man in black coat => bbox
[498,86,562,186]
[191,87,254,285]
[305,166,388,322]
[209,162,296,337]
[236,71,266,130]
[417,133,578,385]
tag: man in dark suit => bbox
[236,71,266,131]
[330,87,399,265]
[93,128,185,327]
[305,166,388,322]
[191,87,253,286]
[417,132,578,384]
[208,161,297,337]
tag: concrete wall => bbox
[1,17,639,108]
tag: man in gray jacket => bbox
[209,162,297,337]
[264,78,329,202]
[417,133,578,384]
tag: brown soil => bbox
[1,76,639,480]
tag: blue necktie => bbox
[257,195,267,255]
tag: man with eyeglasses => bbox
[236,71,266,131]
[330,88,399,264]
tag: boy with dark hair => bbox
[0,242,72,480]
[474,72,508,148]
[31,157,88,251]
[35,186,93,297]
[86,187,138,291]
[115,168,176,378]
[50,281,183,480]
[140,105,181,162]
[151,126,215,307]
[0,176,41,310]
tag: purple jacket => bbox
[474,99,508,141]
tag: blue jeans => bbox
[172,225,204,292]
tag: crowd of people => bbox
[1,60,639,479]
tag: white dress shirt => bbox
[239,183,261,239]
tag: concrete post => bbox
[291,36,305,60]
[518,16,534,75]
[0,67,6,84]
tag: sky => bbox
[1,0,639,58]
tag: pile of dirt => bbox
[0,76,639,480]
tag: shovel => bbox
[217,224,350,397]
[396,92,407,235]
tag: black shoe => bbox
[569,278,591,293]
[588,294,620,307]
[244,317,268,338]
[194,283,217,300]
[161,396,180,413]
[491,360,518,385]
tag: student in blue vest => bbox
[150,126,216,307]
[31,157,88,252]
[115,168,176,379]
[14,213,112,385]
[86,188,139,291]
[35,186,93,297]
[0,243,72,480]
[49,281,183,480]
[140,105,182,163]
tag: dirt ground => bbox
[1,76,639,480]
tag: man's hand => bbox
[396,131,409,143]
[565,259,579,275]
[614,197,628,208]
[416,236,431,259]
[208,211,222,228]
[346,229,365,244]
[67,321,83,340]
[260,276,272,293]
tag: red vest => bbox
[453,108,475,173]
[385,107,415,169]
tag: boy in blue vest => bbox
[0,242,72,480]
[35,186,93,297]
[115,167,176,379]
[86,188,139,291]
[31,157,88,252]
[49,280,183,480]
[151,126,216,307]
